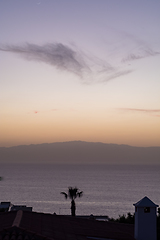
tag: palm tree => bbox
[61,187,83,216]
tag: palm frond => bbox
[68,187,79,200]
[77,191,83,197]
[61,192,68,199]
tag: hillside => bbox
[0,141,160,164]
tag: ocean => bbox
[0,163,160,218]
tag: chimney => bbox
[133,196,159,240]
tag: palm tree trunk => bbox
[71,200,76,216]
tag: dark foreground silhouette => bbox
[61,187,83,216]
[109,209,160,240]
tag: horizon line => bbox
[1,140,160,149]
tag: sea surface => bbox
[0,163,160,218]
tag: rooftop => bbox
[133,196,159,208]
[0,210,135,240]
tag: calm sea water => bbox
[0,164,160,218]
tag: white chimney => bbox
[133,196,159,240]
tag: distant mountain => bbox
[0,141,160,164]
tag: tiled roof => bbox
[0,211,135,240]
[0,226,52,240]
[0,212,17,230]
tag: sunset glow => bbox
[0,0,160,147]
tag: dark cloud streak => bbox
[118,108,160,117]
[0,39,159,83]
[0,43,89,77]
[0,42,131,83]
[122,45,160,62]
[102,70,133,82]
[119,108,160,113]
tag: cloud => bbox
[120,108,160,113]
[0,37,159,83]
[118,108,160,117]
[0,42,132,83]
[120,36,160,63]
[0,43,90,77]
[102,70,133,82]
[122,49,160,62]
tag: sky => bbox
[0,0,160,148]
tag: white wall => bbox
[134,207,157,240]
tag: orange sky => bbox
[1,106,160,147]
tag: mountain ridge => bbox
[0,141,160,164]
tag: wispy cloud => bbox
[120,33,160,63]
[0,43,90,77]
[119,108,160,113]
[0,36,159,83]
[102,70,133,82]
[0,42,134,82]
[122,47,159,62]
[118,108,160,117]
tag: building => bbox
[11,205,32,212]
[133,196,159,240]
[0,202,12,212]
[0,210,134,240]
[0,196,159,240]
